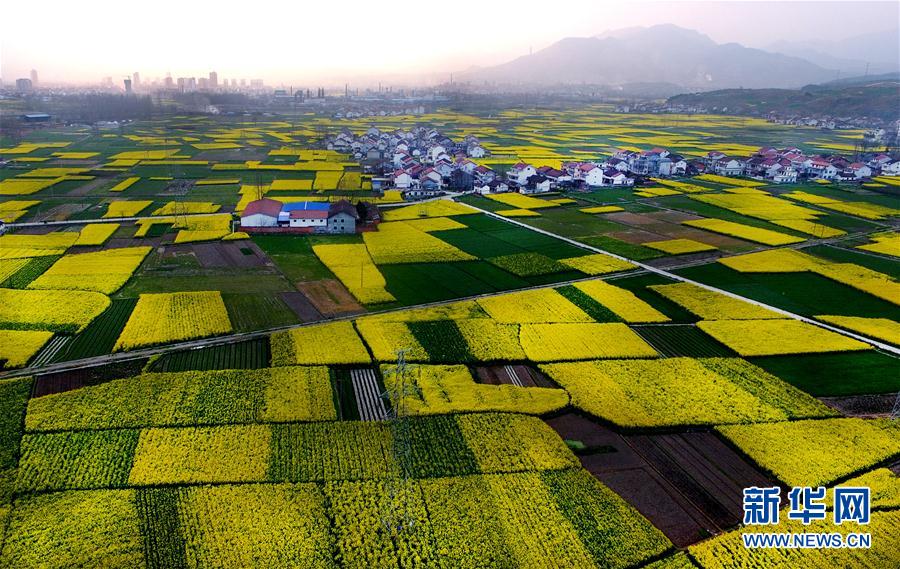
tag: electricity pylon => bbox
[380,349,421,533]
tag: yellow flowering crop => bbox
[857,232,899,257]
[0,288,110,332]
[270,321,371,365]
[573,279,669,322]
[382,200,475,220]
[456,414,580,472]
[0,329,53,368]
[103,200,152,218]
[269,179,313,191]
[456,318,526,360]
[0,178,65,195]
[497,208,541,217]
[17,167,88,178]
[0,258,30,282]
[355,318,427,361]
[485,193,559,209]
[770,219,845,238]
[363,221,475,264]
[694,174,766,187]
[382,364,568,415]
[520,322,658,362]
[697,319,871,356]
[720,249,900,305]
[312,244,395,304]
[649,283,784,320]
[394,216,466,232]
[683,218,804,245]
[114,291,232,351]
[151,202,220,216]
[312,170,343,190]
[717,418,900,486]
[1,490,146,568]
[559,254,636,275]
[816,315,900,345]
[784,191,900,220]
[477,288,593,323]
[110,149,179,160]
[28,247,150,295]
[108,177,139,192]
[542,357,833,428]
[26,366,336,430]
[72,223,119,246]
[129,425,271,485]
[644,238,716,254]
[176,484,336,568]
[579,205,624,214]
[0,231,78,250]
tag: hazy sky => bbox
[1,1,897,85]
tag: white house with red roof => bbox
[392,169,413,189]
[507,162,537,185]
[240,198,282,227]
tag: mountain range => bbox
[458,25,899,92]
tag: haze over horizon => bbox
[1,0,898,86]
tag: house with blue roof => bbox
[241,198,362,234]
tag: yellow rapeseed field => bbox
[0,288,110,332]
[72,224,119,246]
[649,283,784,320]
[519,322,658,361]
[643,238,716,254]
[816,315,900,346]
[477,289,593,323]
[683,218,804,246]
[573,280,669,322]
[312,244,395,304]
[270,321,371,365]
[28,247,150,295]
[697,319,871,356]
[0,329,54,368]
[114,291,232,351]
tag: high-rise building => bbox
[30,69,38,86]
[124,78,133,93]
[209,71,218,89]
[133,72,141,89]
[198,77,209,89]
[164,74,174,89]
[16,78,33,92]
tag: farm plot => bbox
[114,291,233,351]
[542,357,833,428]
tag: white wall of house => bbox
[240,214,277,228]
[289,217,326,228]
[583,169,604,187]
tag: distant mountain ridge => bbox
[667,77,900,122]
[767,29,899,76]
[460,24,837,91]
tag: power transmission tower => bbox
[380,349,421,533]
[890,392,900,421]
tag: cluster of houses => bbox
[325,126,495,198]
[706,147,900,182]
[322,125,898,199]
[240,198,379,234]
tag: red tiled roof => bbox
[290,209,327,220]
[242,198,283,218]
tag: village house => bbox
[507,162,537,185]
[519,174,552,195]
[241,199,364,234]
